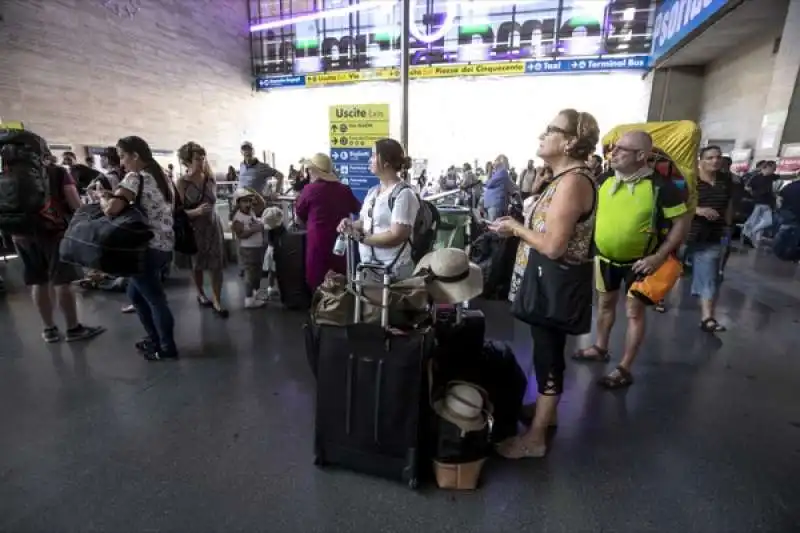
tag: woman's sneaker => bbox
[143,349,179,361]
[42,326,61,343]
[65,324,106,342]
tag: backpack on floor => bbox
[0,128,57,234]
[387,182,440,264]
[773,224,800,261]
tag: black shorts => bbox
[595,257,641,293]
[13,234,82,286]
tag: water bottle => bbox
[333,233,348,256]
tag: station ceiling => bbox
[658,0,789,68]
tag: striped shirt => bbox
[689,172,732,244]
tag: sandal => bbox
[572,345,610,362]
[212,305,229,319]
[598,366,634,389]
[495,436,547,459]
[518,403,559,430]
[700,318,726,333]
[197,295,213,308]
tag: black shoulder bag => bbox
[172,183,197,255]
[511,168,596,335]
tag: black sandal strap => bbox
[572,345,610,362]
[701,318,726,332]
[598,366,634,389]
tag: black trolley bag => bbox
[313,237,434,489]
[272,224,311,310]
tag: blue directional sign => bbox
[524,55,649,75]
[330,148,376,202]
[255,75,306,90]
[651,0,730,61]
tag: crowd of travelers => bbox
[1,108,798,462]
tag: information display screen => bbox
[249,0,655,77]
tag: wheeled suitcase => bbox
[432,305,526,443]
[272,226,311,310]
[313,239,434,488]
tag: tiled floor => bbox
[0,250,798,532]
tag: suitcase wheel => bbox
[408,478,419,490]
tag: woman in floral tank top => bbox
[489,109,599,459]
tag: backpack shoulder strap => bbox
[387,181,410,211]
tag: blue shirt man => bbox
[238,142,283,196]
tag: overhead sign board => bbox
[256,55,650,90]
[252,0,655,75]
[651,0,731,61]
[328,104,390,202]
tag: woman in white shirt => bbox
[337,139,420,280]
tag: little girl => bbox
[231,189,267,309]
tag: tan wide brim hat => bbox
[413,247,483,305]
[432,381,491,433]
[233,188,256,203]
[301,153,338,182]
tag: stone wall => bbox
[0,0,270,169]
[698,32,780,149]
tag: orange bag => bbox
[628,254,682,305]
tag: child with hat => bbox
[231,189,268,309]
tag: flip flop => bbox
[700,318,726,333]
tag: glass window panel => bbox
[558,3,607,57]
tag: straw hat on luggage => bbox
[432,382,491,433]
[413,248,483,304]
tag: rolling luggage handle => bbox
[345,235,392,328]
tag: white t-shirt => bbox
[359,183,420,279]
[233,210,264,248]
[119,171,174,252]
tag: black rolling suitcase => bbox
[432,304,526,443]
[272,226,311,310]
[313,240,434,488]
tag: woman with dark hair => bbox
[101,136,178,360]
[337,138,420,280]
[491,109,599,458]
[175,142,228,316]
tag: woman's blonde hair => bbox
[558,109,600,161]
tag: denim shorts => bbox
[689,244,723,300]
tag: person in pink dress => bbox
[295,153,361,291]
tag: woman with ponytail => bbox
[102,136,178,361]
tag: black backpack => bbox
[386,182,440,264]
[0,129,54,234]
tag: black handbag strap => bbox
[527,166,597,260]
